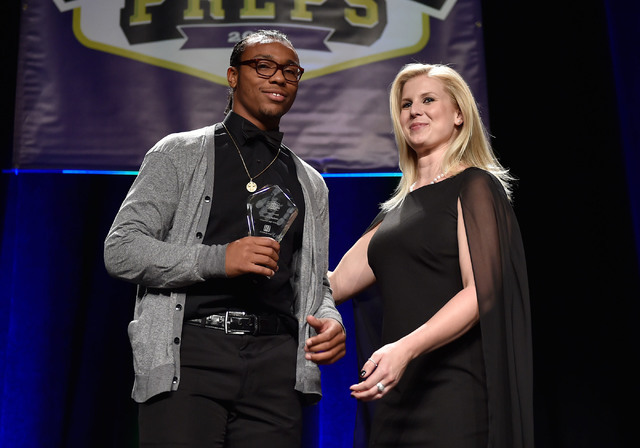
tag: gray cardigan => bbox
[104,124,342,403]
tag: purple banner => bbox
[13,0,487,172]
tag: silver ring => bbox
[367,358,378,368]
[376,382,385,393]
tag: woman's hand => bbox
[349,340,413,401]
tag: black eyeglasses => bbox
[238,59,305,83]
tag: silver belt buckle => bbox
[225,310,252,335]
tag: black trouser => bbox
[138,324,302,447]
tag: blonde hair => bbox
[382,63,513,211]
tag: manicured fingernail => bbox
[360,370,366,378]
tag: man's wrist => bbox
[197,243,228,278]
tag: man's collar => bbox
[224,112,284,148]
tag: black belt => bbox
[185,311,293,336]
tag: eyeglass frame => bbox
[237,58,305,83]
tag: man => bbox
[104,30,346,447]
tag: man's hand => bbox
[304,315,346,365]
[225,236,280,277]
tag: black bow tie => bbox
[242,127,284,148]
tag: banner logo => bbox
[55,0,458,84]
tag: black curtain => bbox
[481,0,640,445]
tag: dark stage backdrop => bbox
[2,1,640,448]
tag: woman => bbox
[329,64,533,447]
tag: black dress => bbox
[366,168,533,448]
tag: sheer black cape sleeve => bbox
[460,168,534,448]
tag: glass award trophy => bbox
[246,185,298,243]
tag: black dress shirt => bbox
[184,113,305,321]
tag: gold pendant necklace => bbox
[222,122,281,192]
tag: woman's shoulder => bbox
[458,166,492,181]
[456,167,510,205]
[458,167,502,190]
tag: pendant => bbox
[246,181,257,193]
